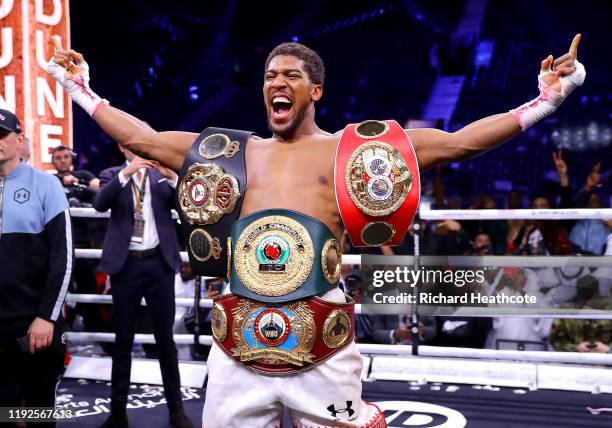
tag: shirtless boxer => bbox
[47,35,584,428]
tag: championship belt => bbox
[176,128,254,277]
[229,209,342,303]
[212,293,354,375]
[335,119,420,246]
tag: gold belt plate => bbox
[345,141,412,217]
[177,163,240,225]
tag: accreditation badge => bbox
[234,215,314,297]
[130,213,145,245]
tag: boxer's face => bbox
[264,55,322,138]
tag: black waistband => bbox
[127,246,161,259]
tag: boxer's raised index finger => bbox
[569,34,581,60]
[51,35,64,52]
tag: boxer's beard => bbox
[267,102,308,140]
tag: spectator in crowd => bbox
[184,275,222,361]
[173,262,196,360]
[433,234,493,348]
[484,267,552,350]
[424,219,471,255]
[511,195,550,255]
[370,312,436,345]
[93,146,191,428]
[568,162,610,255]
[463,194,508,255]
[550,275,612,353]
[344,269,376,343]
[0,109,73,426]
[18,136,31,162]
[51,145,102,333]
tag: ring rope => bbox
[62,332,612,366]
[70,207,612,221]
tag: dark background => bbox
[70,0,612,207]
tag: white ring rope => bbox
[62,332,612,366]
[74,249,361,265]
[70,207,180,219]
[358,254,612,268]
[73,249,612,268]
[70,207,612,221]
[419,208,612,220]
[64,294,612,319]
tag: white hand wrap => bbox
[511,60,586,130]
[46,60,109,117]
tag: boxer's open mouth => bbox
[271,95,293,120]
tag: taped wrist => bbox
[46,60,109,117]
[511,60,585,131]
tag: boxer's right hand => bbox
[46,36,108,116]
[46,36,88,84]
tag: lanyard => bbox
[130,169,148,215]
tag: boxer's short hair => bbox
[265,42,325,85]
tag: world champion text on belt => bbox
[335,119,421,247]
[228,210,342,303]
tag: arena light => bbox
[551,122,612,151]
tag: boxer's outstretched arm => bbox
[46,36,195,172]
[93,106,196,172]
[411,34,585,171]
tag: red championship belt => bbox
[335,120,420,246]
[211,294,354,375]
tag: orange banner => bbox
[0,0,71,170]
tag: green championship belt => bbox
[229,209,342,303]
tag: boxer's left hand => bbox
[512,34,586,130]
[538,34,585,100]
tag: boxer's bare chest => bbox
[240,134,342,238]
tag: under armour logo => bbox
[14,188,30,204]
[327,401,354,418]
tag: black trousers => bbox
[109,253,182,413]
[0,328,65,428]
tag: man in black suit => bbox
[93,146,191,428]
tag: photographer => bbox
[51,145,99,208]
[51,145,101,333]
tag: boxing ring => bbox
[56,207,612,428]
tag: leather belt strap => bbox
[176,127,254,277]
[335,119,420,247]
[212,293,355,375]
